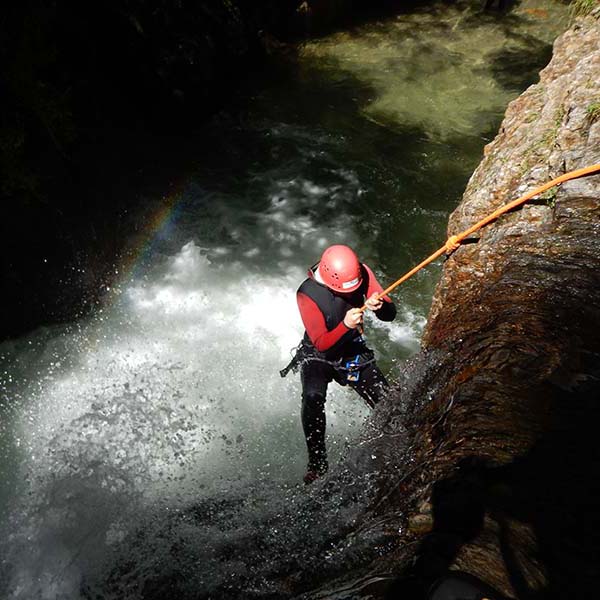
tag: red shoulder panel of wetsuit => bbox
[297,292,349,352]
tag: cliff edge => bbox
[352,9,600,600]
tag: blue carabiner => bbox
[346,354,361,383]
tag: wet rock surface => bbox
[307,9,600,600]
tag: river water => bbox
[0,1,568,598]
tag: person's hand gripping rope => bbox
[344,293,383,331]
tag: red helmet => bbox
[318,245,362,293]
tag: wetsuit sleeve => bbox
[297,292,354,352]
[363,264,397,322]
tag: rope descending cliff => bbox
[360,163,600,312]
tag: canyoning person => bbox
[287,244,397,484]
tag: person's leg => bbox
[349,361,389,408]
[301,393,328,475]
[300,360,332,480]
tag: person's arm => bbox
[297,292,357,352]
[363,264,396,322]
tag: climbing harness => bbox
[280,344,303,378]
[344,354,362,383]
[359,163,600,313]
[280,342,375,381]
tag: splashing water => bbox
[2,233,395,597]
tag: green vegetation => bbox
[553,105,566,130]
[519,104,567,177]
[540,185,558,207]
[587,102,600,122]
[525,112,539,123]
[570,0,599,19]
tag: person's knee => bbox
[302,392,326,407]
[302,393,326,421]
[352,368,389,407]
[301,393,326,430]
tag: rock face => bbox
[342,9,600,600]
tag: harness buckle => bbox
[345,354,362,383]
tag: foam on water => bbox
[0,229,421,597]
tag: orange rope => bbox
[360,163,600,312]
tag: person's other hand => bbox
[364,293,383,312]
[344,308,364,329]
